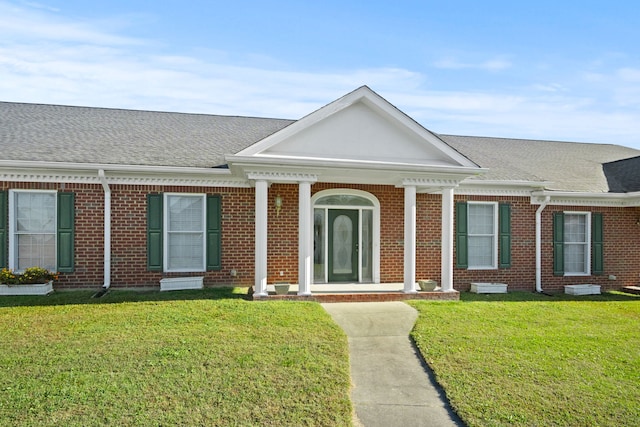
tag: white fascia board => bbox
[455,179,552,196]
[227,154,486,176]
[531,190,640,207]
[0,160,248,187]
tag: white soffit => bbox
[234,86,478,169]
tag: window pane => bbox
[565,244,586,274]
[16,193,55,232]
[315,195,373,206]
[468,236,494,267]
[564,213,588,274]
[168,196,203,232]
[361,210,373,282]
[468,204,494,234]
[17,234,56,271]
[167,233,204,270]
[467,203,496,268]
[564,214,586,243]
[313,209,325,282]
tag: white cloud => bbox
[0,1,143,45]
[0,1,639,149]
[433,57,512,71]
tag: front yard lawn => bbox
[0,288,352,426]
[409,292,640,427]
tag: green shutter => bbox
[498,203,511,268]
[592,213,604,275]
[455,202,468,268]
[206,195,222,270]
[0,191,6,269]
[553,212,564,276]
[147,194,163,271]
[57,192,75,272]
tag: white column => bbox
[254,180,269,297]
[298,181,312,295]
[441,187,455,292]
[403,185,417,293]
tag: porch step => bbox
[253,291,459,302]
[622,286,640,295]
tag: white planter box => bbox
[160,276,204,292]
[565,284,601,295]
[0,281,54,296]
[470,282,508,294]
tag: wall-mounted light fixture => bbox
[275,195,283,216]
[636,217,640,226]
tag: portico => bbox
[226,86,484,298]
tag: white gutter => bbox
[535,196,551,293]
[98,170,111,289]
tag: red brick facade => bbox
[2,181,638,292]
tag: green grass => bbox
[409,292,640,427]
[0,288,352,426]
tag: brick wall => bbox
[3,181,638,291]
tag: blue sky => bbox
[2,0,640,148]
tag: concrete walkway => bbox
[322,302,464,427]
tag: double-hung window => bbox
[10,190,57,271]
[467,202,498,269]
[563,213,590,275]
[147,193,221,273]
[456,201,511,269]
[165,194,206,272]
[553,211,601,276]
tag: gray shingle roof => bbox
[0,102,293,168]
[439,134,640,192]
[2,101,639,193]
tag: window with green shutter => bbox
[554,211,601,276]
[457,201,510,270]
[147,193,222,272]
[7,190,74,273]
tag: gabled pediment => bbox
[235,86,478,169]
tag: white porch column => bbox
[403,185,417,293]
[441,186,455,292]
[254,179,269,297]
[298,181,312,295]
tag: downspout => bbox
[98,170,111,289]
[535,196,550,293]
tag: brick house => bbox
[1,86,639,296]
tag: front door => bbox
[328,209,359,282]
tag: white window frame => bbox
[163,193,206,273]
[563,211,591,276]
[8,189,57,273]
[467,201,498,270]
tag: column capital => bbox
[400,178,461,188]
